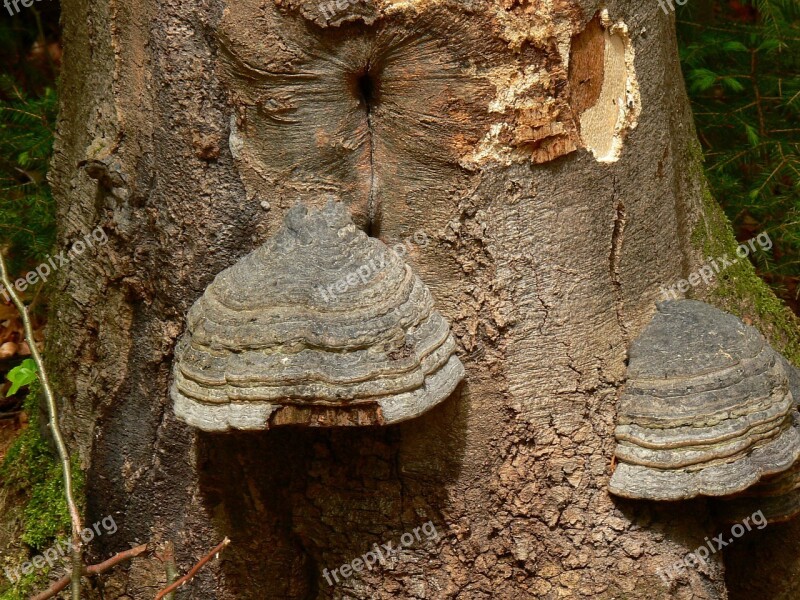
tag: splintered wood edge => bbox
[268,403,386,428]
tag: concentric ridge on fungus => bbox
[171,201,464,431]
[714,436,800,523]
[608,300,800,501]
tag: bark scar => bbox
[609,176,628,345]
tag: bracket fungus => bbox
[780,354,800,406]
[171,201,464,431]
[714,445,800,524]
[609,300,800,501]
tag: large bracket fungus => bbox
[714,445,800,524]
[714,358,800,523]
[609,300,800,501]
[171,201,464,431]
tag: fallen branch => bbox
[155,538,231,600]
[0,248,84,600]
[30,544,149,600]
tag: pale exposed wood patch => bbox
[577,10,641,163]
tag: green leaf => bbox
[757,38,782,52]
[722,41,749,53]
[744,124,760,147]
[6,358,39,396]
[688,68,718,93]
[721,77,745,93]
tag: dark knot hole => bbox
[350,64,380,111]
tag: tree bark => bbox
[46,0,796,598]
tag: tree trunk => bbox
[46,0,798,598]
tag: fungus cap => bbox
[609,300,800,501]
[171,201,464,431]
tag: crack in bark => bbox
[366,110,377,237]
[609,176,629,345]
[359,64,379,237]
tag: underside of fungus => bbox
[609,300,800,501]
[714,440,800,523]
[171,201,464,431]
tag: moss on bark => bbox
[691,185,800,365]
[0,381,84,598]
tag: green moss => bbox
[691,186,800,365]
[0,569,51,600]
[0,381,83,548]
[0,381,84,598]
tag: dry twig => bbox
[30,544,149,600]
[157,541,179,600]
[154,538,231,600]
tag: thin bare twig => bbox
[159,542,179,600]
[0,248,84,600]
[29,544,149,600]
[154,538,231,600]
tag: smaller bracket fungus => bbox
[609,300,800,501]
[171,201,464,431]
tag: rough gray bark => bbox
[45,0,796,598]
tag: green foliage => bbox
[0,381,81,551]
[5,359,38,397]
[0,3,60,279]
[677,0,800,308]
[0,80,57,276]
